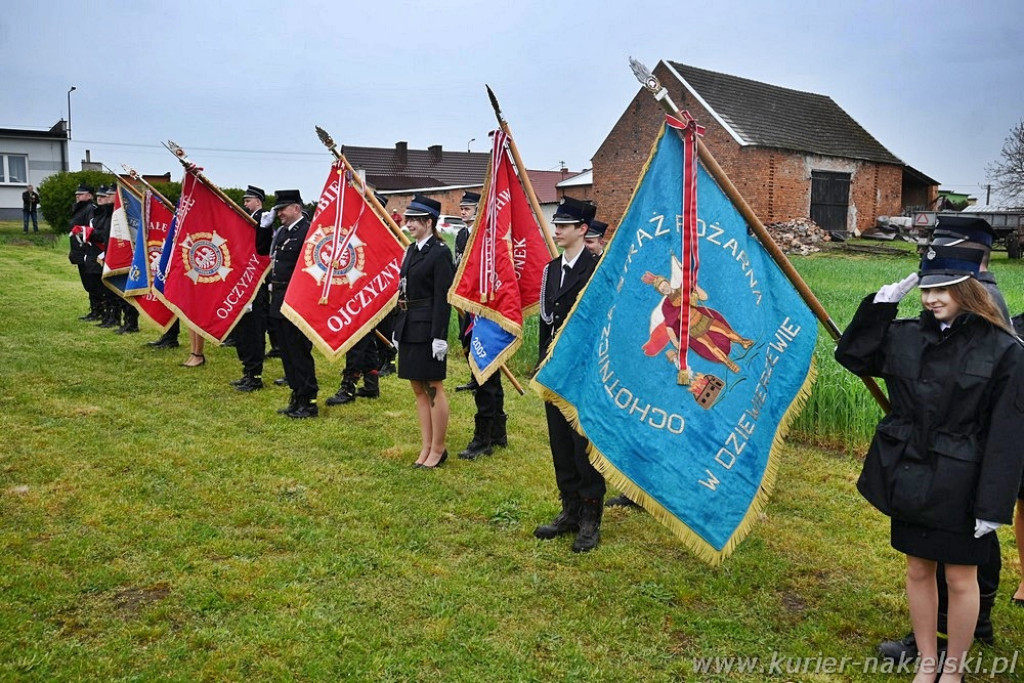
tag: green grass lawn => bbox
[1,225,1023,681]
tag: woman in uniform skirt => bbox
[394,196,454,469]
[835,244,1024,682]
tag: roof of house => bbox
[529,169,580,203]
[557,169,592,189]
[341,143,490,191]
[665,61,903,166]
[0,120,68,141]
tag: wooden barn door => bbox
[810,171,851,233]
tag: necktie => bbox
[561,263,571,288]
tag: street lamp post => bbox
[67,86,76,140]
[467,138,475,153]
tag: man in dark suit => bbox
[268,190,318,418]
[453,191,509,460]
[68,184,100,321]
[533,197,605,553]
[230,185,272,392]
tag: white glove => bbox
[259,208,277,228]
[391,334,398,351]
[431,338,448,361]
[873,273,920,303]
[974,519,1001,538]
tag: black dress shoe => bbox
[148,337,179,349]
[273,378,289,387]
[354,387,379,398]
[605,494,641,508]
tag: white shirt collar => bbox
[416,235,431,251]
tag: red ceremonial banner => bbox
[281,163,407,361]
[450,130,550,328]
[159,172,270,342]
[123,190,176,330]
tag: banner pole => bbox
[162,141,258,228]
[102,164,143,201]
[314,126,410,248]
[486,85,558,258]
[122,164,175,211]
[629,58,891,414]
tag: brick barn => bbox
[592,61,938,236]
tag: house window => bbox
[0,154,29,184]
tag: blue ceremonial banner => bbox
[533,123,817,564]
[468,315,518,379]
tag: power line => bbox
[73,139,323,157]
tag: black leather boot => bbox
[277,392,298,414]
[235,372,264,392]
[355,370,379,398]
[877,631,947,663]
[572,498,603,553]
[455,377,479,393]
[286,397,319,419]
[458,416,493,460]
[491,413,508,448]
[325,372,358,406]
[973,591,997,645]
[97,303,120,328]
[534,494,581,539]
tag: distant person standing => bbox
[22,185,40,233]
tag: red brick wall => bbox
[381,186,483,217]
[592,62,902,236]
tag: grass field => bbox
[2,223,1023,681]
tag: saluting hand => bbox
[873,273,920,304]
[260,208,277,229]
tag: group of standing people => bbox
[835,215,1024,682]
[67,183,139,334]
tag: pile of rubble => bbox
[764,217,831,255]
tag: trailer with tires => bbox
[911,210,1024,259]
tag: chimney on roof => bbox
[395,141,408,168]
[428,144,442,163]
[86,150,92,162]
[560,165,569,180]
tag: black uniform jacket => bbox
[268,216,312,318]
[251,208,272,256]
[394,236,454,343]
[68,200,99,269]
[835,295,1024,532]
[538,250,598,361]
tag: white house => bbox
[0,120,70,221]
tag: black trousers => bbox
[474,371,505,418]
[234,281,269,376]
[545,402,605,500]
[344,333,378,375]
[275,316,317,401]
[79,267,104,310]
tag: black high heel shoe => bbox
[416,450,448,470]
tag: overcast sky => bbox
[3,0,1022,206]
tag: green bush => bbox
[37,170,117,232]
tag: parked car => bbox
[436,215,467,235]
